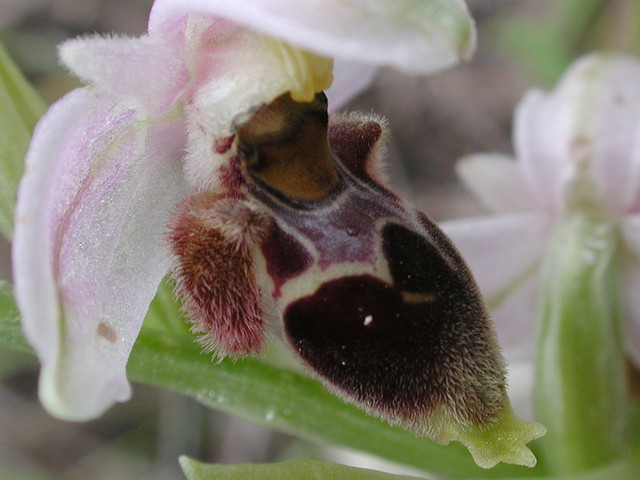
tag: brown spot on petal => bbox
[97,322,116,343]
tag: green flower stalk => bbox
[536,210,629,473]
[536,95,631,472]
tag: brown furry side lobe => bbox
[328,112,390,185]
[167,192,270,356]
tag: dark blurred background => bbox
[0,1,636,478]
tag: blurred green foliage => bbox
[495,0,640,85]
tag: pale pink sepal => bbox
[513,88,570,211]
[59,33,187,116]
[515,54,640,215]
[456,154,537,214]
[13,88,188,420]
[148,0,476,75]
[442,213,549,359]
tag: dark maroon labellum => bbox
[169,94,508,440]
[250,143,505,431]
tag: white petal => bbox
[489,272,540,361]
[326,60,377,112]
[442,213,549,356]
[149,0,476,74]
[13,88,188,420]
[59,33,187,115]
[515,53,640,214]
[514,89,570,211]
[456,153,537,214]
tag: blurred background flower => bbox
[2,1,640,479]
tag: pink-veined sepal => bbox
[13,87,188,420]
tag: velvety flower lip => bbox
[13,0,477,421]
[442,53,640,374]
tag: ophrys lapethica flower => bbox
[168,92,545,468]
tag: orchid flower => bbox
[12,0,547,469]
[14,0,475,420]
[443,53,640,472]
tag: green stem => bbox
[629,0,640,55]
[0,42,46,240]
[535,213,630,473]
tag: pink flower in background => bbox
[443,53,640,397]
[12,0,476,421]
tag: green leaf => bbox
[492,0,610,85]
[0,44,44,131]
[128,328,488,479]
[1,279,546,479]
[492,20,570,85]
[180,453,640,480]
[0,42,46,240]
[144,277,191,337]
[132,291,551,479]
[0,280,28,353]
[179,457,422,480]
